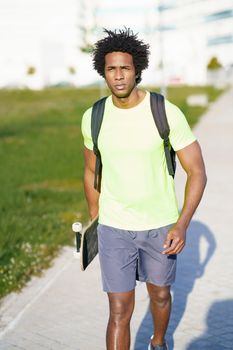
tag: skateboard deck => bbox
[80,215,99,271]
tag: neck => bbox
[112,88,146,109]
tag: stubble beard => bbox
[112,82,137,100]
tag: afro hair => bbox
[92,27,150,84]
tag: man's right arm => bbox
[83,146,100,220]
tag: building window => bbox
[208,35,233,46]
[205,10,233,22]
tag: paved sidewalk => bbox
[0,88,233,350]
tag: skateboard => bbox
[72,215,99,271]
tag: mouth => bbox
[115,84,126,90]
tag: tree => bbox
[77,0,106,97]
[68,66,76,75]
[78,0,99,54]
[207,57,222,70]
[26,66,36,75]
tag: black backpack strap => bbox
[150,92,176,177]
[91,96,107,192]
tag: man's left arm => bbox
[163,140,207,255]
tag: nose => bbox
[115,68,123,80]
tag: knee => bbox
[109,300,134,325]
[150,287,171,308]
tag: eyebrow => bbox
[106,65,132,68]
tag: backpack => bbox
[91,92,176,192]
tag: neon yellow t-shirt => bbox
[81,91,196,230]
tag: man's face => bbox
[104,52,137,98]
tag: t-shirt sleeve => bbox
[165,100,196,151]
[81,107,93,150]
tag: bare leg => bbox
[106,290,135,350]
[146,283,171,347]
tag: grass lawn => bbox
[0,85,224,298]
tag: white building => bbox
[153,0,233,85]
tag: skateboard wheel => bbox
[72,222,82,233]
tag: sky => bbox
[0,0,157,87]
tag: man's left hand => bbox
[162,225,186,255]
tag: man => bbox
[81,28,207,350]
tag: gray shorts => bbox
[97,223,177,293]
